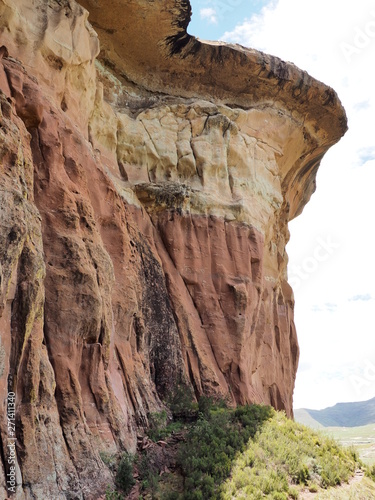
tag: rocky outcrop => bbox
[0,0,346,497]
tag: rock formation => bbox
[0,0,347,497]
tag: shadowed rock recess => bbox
[0,0,346,497]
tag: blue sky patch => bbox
[188,0,268,41]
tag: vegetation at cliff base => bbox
[177,400,273,499]
[221,410,359,499]
[103,399,373,499]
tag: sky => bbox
[189,0,375,410]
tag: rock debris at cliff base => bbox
[0,0,346,497]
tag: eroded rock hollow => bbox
[0,0,347,497]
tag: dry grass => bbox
[312,476,375,499]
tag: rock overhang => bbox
[78,0,347,221]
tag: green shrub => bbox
[105,486,123,499]
[147,409,185,442]
[100,451,118,473]
[273,492,288,500]
[168,384,197,418]
[141,472,159,495]
[294,463,310,485]
[178,402,273,499]
[348,446,360,462]
[164,492,180,500]
[308,482,318,492]
[136,451,160,495]
[288,486,299,499]
[221,411,359,499]
[148,410,168,441]
[234,403,273,439]
[198,395,228,419]
[115,453,135,494]
[366,464,375,481]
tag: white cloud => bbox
[222,0,375,410]
[349,293,373,302]
[311,303,338,313]
[358,147,375,164]
[200,7,218,24]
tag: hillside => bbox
[105,401,368,499]
[296,397,375,428]
[294,409,324,429]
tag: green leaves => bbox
[222,411,361,498]
[177,402,273,499]
[115,453,135,495]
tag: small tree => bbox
[115,453,135,494]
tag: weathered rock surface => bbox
[0,0,346,497]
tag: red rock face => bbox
[151,210,298,414]
[0,0,346,497]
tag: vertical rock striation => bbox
[0,0,347,497]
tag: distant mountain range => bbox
[294,396,375,428]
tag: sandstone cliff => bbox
[0,0,347,497]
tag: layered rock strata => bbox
[0,0,346,497]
